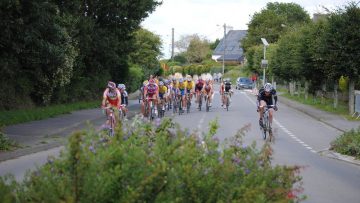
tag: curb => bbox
[319,149,360,166]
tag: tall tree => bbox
[321,2,360,114]
[242,2,310,51]
[186,36,210,63]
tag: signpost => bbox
[261,38,269,85]
[353,90,360,119]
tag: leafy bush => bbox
[0,118,305,202]
[331,127,360,159]
[0,132,17,151]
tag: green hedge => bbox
[0,118,305,202]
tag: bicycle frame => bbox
[261,105,274,141]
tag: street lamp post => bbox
[222,23,226,76]
[261,38,269,85]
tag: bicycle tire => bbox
[199,96,202,111]
[206,97,209,112]
[226,95,229,111]
[179,97,183,115]
[187,96,191,113]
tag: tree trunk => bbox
[321,83,326,105]
[333,83,338,109]
[304,81,309,100]
[289,81,295,96]
[297,82,301,97]
[349,79,355,115]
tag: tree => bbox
[129,28,162,78]
[242,2,310,51]
[321,2,360,114]
[185,35,210,63]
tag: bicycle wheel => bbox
[226,95,229,111]
[198,95,202,111]
[179,97,183,115]
[206,96,209,112]
[261,118,267,140]
[109,114,115,137]
[187,96,191,113]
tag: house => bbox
[212,30,247,64]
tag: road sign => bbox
[261,59,268,68]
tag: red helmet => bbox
[149,79,155,84]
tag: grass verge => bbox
[330,127,360,159]
[280,92,350,118]
[0,101,99,127]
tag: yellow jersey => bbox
[178,82,186,90]
[186,81,194,90]
[159,86,167,94]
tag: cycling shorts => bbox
[179,89,185,96]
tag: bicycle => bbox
[205,94,210,112]
[224,91,231,111]
[102,106,117,137]
[197,92,203,111]
[260,105,275,142]
[186,92,191,113]
[159,98,166,118]
[178,94,184,115]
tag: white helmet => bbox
[264,83,272,92]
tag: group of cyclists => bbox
[139,74,215,117]
[101,73,278,138]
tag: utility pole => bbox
[222,23,226,76]
[171,28,174,61]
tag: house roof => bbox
[213,30,247,61]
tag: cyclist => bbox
[257,83,278,127]
[101,81,122,125]
[158,81,168,112]
[185,76,194,102]
[118,84,128,116]
[165,79,172,109]
[140,80,148,116]
[195,76,205,105]
[143,79,159,117]
[178,78,187,112]
[203,79,213,107]
[222,78,233,108]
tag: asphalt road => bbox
[1,85,360,203]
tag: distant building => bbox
[212,30,247,64]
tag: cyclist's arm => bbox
[116,89,122,107]
[102,89,109,107]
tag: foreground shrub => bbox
[0,132,18,151]
[331,127,360,159]
[0,117,305,202]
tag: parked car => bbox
[236,77,253,89]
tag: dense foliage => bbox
[243,2,360,113]
[0,0,161,110]
[0,118,305,202]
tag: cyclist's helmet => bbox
[107,81,116,90]
[187,77,192,82]
[205,79,210,84]
[159,81,164,86]
[118,84,125,89]
[179,78,184,83]
[143,80,149,86]
[149,79,155,84]
[225,78,230,83]
[264,83,273,92]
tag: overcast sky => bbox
[141,0,353,58]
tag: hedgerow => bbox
[0,117,305,202]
